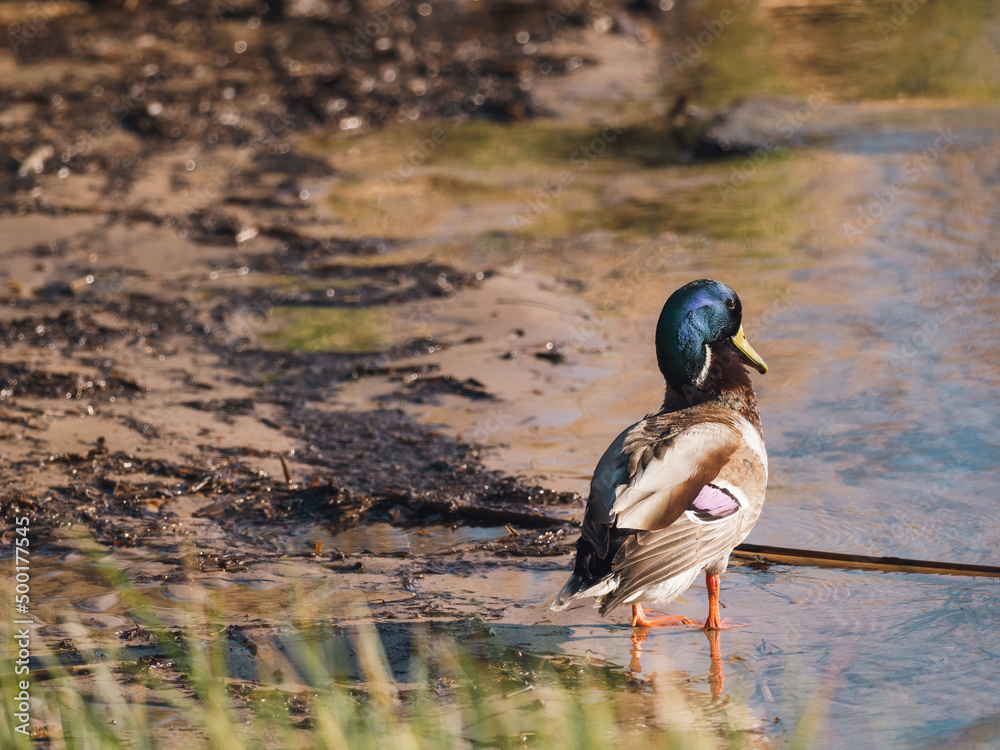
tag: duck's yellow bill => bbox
[731,325,768,374]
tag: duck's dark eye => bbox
[724,298,736,310]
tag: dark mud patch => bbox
[248,234,402,265]
[181,397,256,417]
[375,374,496,404]
[212,261,490,317]
[0,298,205,350]
[199,403,578,531]
[0,363,143,402]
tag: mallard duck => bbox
[552,279,768,631]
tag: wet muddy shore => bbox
[0,0,631,543]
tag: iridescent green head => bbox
[655,279,767,392]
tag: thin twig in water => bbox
[732,543,1000,578]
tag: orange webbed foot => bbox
[631,603,695,629]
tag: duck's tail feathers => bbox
[550,574,585,611]
[550,573,618,611]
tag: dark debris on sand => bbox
[0,0,596,558]
[0,252,579,552]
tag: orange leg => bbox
[704,572,722,631]
[701,572,747,630]
[631,603,694,629]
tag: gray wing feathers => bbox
[599,513,744,614]
[585,426,633,526]
[580,426,633,556]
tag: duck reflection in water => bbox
[629,628,727,699]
